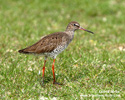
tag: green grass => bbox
[0,0,125,99]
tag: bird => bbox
[18,21,94,85]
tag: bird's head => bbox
[66,21,94,34]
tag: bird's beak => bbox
[79,26,94,34]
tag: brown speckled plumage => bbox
[18,21,94,84]
[19,32,70,54]
[19,21,83,58]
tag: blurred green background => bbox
[0,0,124,99]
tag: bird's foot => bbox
[39,80,45,87]
[53,81,63,85]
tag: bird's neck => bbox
[65,30,75,41]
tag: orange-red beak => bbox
[79,27,94,34]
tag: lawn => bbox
[0,0,125,99]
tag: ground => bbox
[0,0,125,99]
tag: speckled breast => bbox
[43,44,68,58]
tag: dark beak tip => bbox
[79,27,94,34]
[87,30,94,34]
[91,32,94,34]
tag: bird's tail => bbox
[18,49,31,54]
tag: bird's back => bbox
[18,32,70,54]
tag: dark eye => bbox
[74,24,79,27]
[74,24,76,26]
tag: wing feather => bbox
[18,32,69,54]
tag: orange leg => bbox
[52,59,56,84]
[52,59,63,85]
[42,60,46,84]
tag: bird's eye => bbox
[74,24,76,26]
[73,24,79,27]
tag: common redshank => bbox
[18,21,94,84]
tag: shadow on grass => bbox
[38,75,64,87]
[38,75,52,87]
